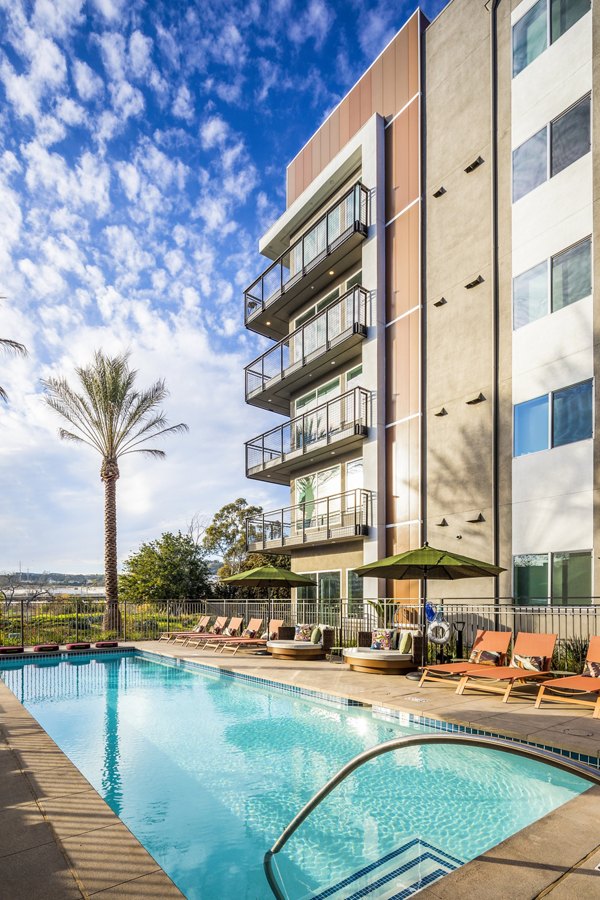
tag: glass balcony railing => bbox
[245,387,369,478]
[245,182,369,324]
[245,286,368,402]
[246,489,374,551]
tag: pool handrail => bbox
[263,732,600,899]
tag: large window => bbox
[512,96,590,202]
[513,0,590,77]
[513,237,591,328]
[514,551,591,605]
[514,379,593,457]
[347,570,364,618]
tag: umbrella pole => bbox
[421,574,427,667]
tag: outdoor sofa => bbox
[267,624,334,660]
[343,627,423,674]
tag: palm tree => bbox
[42,351,188,633]
[1,338,27,402]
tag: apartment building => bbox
[242,0,595,610]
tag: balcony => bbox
[246,489,374,553]
[245,183,369,338]
[245,287,368,414]
[245,387,369,483]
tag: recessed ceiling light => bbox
[328,270,335,276]
[265,320,271,325]
[311,286,315,290]
[330,451,335,455]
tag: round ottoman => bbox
[266,640,325,661]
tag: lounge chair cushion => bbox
[511,654,546,672]
[294,624,314,642]
[311,626,321,645]
[0,646,24,654]
[398,631,413,654]
[33,644,59,652]
[267,640,322,651]
[469,648,503,666]
[584,660,600,678]
[345,648,412,662]
[371,629,394,650]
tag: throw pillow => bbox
[241,628,256,639]
[371,629,393,650]
[398,631,413,654]
[584,660,600,678]
[511,654,545,672]
[213,625,222,635]
[294,624,314,642]
[261,630,269,640]
[310,626,322,644]
[469,649,503,666]
[223,626,238,637]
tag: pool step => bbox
[311,838,463,900]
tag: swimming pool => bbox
[0,651,593,899]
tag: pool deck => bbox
[1,642,600,897]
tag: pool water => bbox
[0,652,591,899]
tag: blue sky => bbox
[0,0,447,573]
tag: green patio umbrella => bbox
[354,543,505,661]
[220,565,317,590]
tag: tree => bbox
[119,531,212,602]
[203,498,290,598]
[203,498,263,575]
[42,351,188,632]
[1,337,27,403]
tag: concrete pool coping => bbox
[1,642,600,897]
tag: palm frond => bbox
[121,447,167,458]
[0,385,7,403]
[0,339,27,356]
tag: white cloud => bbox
[33,0,84,39]
[289,0,335,50]
[73,59,103,101]
[200,114,229,150]
[115,161,140,200]
[129,30,153,78]
[56,96,87,125]
[90,0,125,22]
[172,84,194,121]
[104,224,154,277]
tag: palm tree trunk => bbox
[102,459,121,635]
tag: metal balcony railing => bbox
[244,182,369,324]
[245,286,368,401]
[245,387,369,476]
[246,488,374,551]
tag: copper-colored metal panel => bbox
[359,69,372,128]
[371,56,383,116]
[312,133,321,183]
[409,310,420,421]
[386,421,420,526]
[382,40,396,114]
[302,145,312,196]
[409,415,420,522]
[393,22,409,113]
[339,96,350,146]
[349,88,361,137]
[385,101,420,220]
[329,107,340,160]
[385,522,421,600]
[407,13,420,100]
[386,320,409,424]
[385,205,420,321]
[320,118,330,171]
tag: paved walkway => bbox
[1,642,600,898]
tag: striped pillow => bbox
[584,660,600,678]
[511,654,545,672]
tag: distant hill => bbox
[2,572,104,586]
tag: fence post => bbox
[76,600,79,643]
[123,599,127,642]
[245,598,249,627]
[167,600,170,638]
[20,597,24,648]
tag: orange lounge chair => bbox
[204,618,263,651]
[535,636,600,719]
[456,632,557,703]
[160,615,211,643]
[418,630,512,688]
[221,620,284,655]
[187,617,243,649]
[177,616,228,646]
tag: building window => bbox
[297,574,316,602]
[552,380,593,447]
[513,260,548,328]
[513,0,590,78]
[513,237,591,328]
[319,571,341,599]
[551,0,590,43]
[514,379,593,457]
[513,0,547,77]
[512,127,547,202]
[514,551,591,605]
[514,394,549,456]
[551,96,591,177]
[512,96,590,202]
[347,570,364,618]
[552,238,592,313]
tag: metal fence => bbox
[3,596,600,670]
